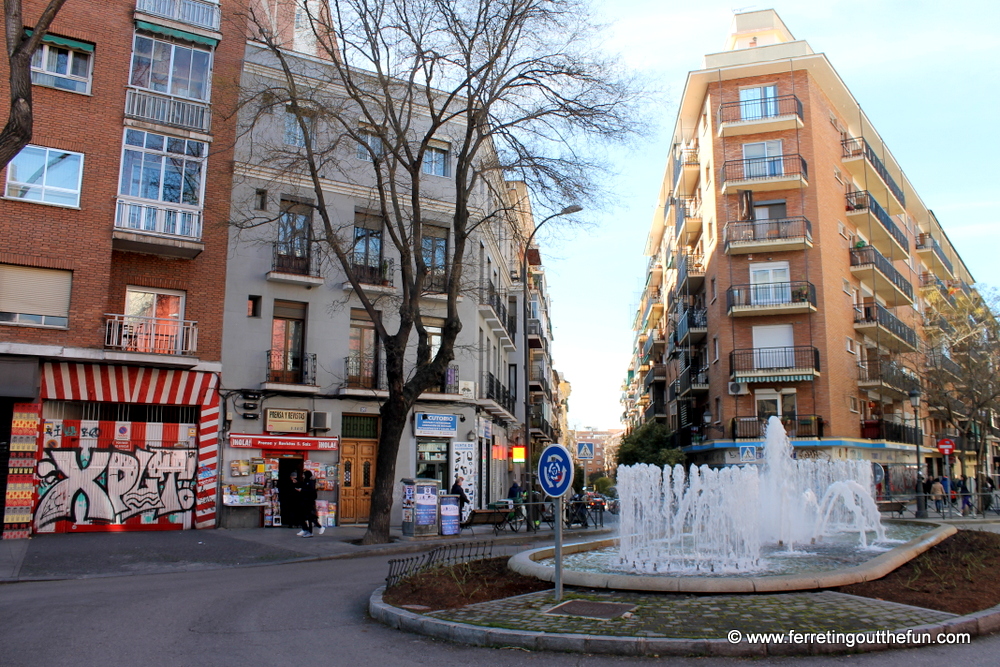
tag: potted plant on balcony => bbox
[792,285,810,302]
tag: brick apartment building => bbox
[622,10,985,494]
[0,0,243,537]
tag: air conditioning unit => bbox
[459,381,476,399]
[310,411,332,431]
[728,382,749,396]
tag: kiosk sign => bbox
[539,444,574,498]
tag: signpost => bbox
[938,439,956,519]
[576,442,595,460]
[538,444,574,602]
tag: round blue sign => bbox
[538,445,574,497]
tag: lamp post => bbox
[910,387,927,518]
[522,204,582,529]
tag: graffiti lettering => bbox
[36,447,196,527]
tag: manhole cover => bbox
[545,600,636,619]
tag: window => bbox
[710,278,717,302]
[5,145,84,207]
[842,278,852,294]
[755,389,796,420]
[712,336,719,362]
[342,414,378,439]
[742,140,783,178]
[254,189,268,211]
[749,261,790,305]
[248,295,261,317]
[356,131,383,160]
[0,264,71,327]
[752,324,794,369]
[422,226,448,292]
[846,337,857,354]
[348,309,379,388]
[31,40,92,94]
[423,317,445,359]
[119,129,206,207]
[422,146,450,177]
[849,396,860,413]
[739,85,778,120]
[121,287,187,354]
[270,300,306,384]
[352,213,383,283]
[283,109,313,147]
[129,34,211,101]
[275,200,312,274]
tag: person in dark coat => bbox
[297,470,321,537]
[450,476,470,513]
[278,470,300,529]
[507,480,522,501]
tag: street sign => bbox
[938,438,956,455]
[576,441,595,460]
[739,445,757,463]
[538,444,574,498]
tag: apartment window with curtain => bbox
[739,85,778,120]
[30,36,94,94]
[270,300,307,384]
[129,33,212,101]
[348,309,379,388]
[422,225,448,292]
[275,199,312,275]
[352,212,384,284]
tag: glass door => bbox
[742,140,783,178]
[750,262,790,306]
[124,287,184,354]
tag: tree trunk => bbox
[0,45,34,169]
[361,391,411,544]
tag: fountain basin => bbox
[508,521,956,593]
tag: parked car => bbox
[585,493,606,511]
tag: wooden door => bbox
[340,440,376,523]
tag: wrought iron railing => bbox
[727,281,816,310]
[125,89,211,132]
[529,407,555,440]
[529,362,550,397]
[482,371,515,413]
[386,541,494,588]
[845,191,907,252]
[643,398,666,422]
[676,308,707,341]
[105,314,198,355]
[724,216,811,248]
[857,359,919,394]
[351,258,393,286]
[266,350,317,385]
[679,365,708,395]
[272,242,318,276]
[718,94,803,124]
[136,0,221,31]
[721,154,807,182]
[920,273,957,307]
[842,137,905,207]
[850,246,914,302]
[344,354,384,390]
[860,419,922,446]
[643,363,667,388]
[730,346,820,374]
[854,302,917,348]
[915,233,953,275]
[480,282,509,332]
[677,252,704,286]
[115,198,202,240]
[732,414,823,440]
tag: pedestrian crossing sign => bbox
[577,442,595,460]
[739,446,757,463]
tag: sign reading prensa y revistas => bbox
[265,408,309,433]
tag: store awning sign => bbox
[265,408,309,434]
[414,413,458,437]
[229,434,339,450]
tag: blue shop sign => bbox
[415,413,458,437]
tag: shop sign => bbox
[265,408,309,434]
[414,413,458,437]
[229,433,339,450]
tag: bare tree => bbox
[2,0,69,169]
[922,284,1000,493]
[233,0,642,544]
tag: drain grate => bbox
[545,600,636,619]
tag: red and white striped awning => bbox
[42,362,217,406]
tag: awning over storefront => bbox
[734,374,816,383]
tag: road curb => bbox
[368,586,1000,656]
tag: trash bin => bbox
[439,495,460,536]
[401,477,441,537]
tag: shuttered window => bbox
[0,264,72,327]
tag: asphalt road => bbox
[2,553,999,667]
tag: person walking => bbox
[507,480,522,501]
[930,477,945,514]
[450,476,470,515]
[279,470,301,529]
[960,476,973,516]
[297,470,323,537]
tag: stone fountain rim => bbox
[507,520,957,593]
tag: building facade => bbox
[622,10,986,493]
[0,0,241,537]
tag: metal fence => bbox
[385,540,495,588]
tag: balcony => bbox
[732,414,822,440]
[642,363,667,389]
[860,418,922,446]
[343,354,384,391]
[125,89,211,134]
[264,350,319,392]
[529,407,555,442]
[920,273,957,309]
[676,308,707,344]
[857,359,920,400]
[723,216,812,255]
[845,191,908,258]
[479,282,515,349]
[928,351,962,379]
[717,94,804,137]
[642,328,666,359]
[526,318,548,352]
[730,346,820,383]
[720,154,808,193]
[673,148,700,196]
[529,362,551,397]
[640,287,663,330]
[676,252,705,292]
[850,246,914,305]
[112,198,203,258]
[266,243,324,287]
[678,365,709,396]
[915,233,954,279]
[351,258,394,287]
[727,281,816,317]
[105,314,197,357]
[136,0,222,32]
[672,196,702,245]
[643,398,667,423]
[423,363,460,396]
[853,302,917,352]
[481,371,516,417]
[841,137,905,212]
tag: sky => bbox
[539,0,1000,432]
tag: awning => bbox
[735,374,816,383]
[24,29,95,53]
[135,20,218,48]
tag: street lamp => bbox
[702,410,725,438]
[522,204,582,528]
[910,387,926,518]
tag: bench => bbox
[876,500,907,518]
[461,509,508,535]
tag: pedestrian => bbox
[507,480,521,501]
[297,470,323,537]
[960,476,973,515]
[279,470,301,529]
[983,476,995,513]
[930,477,945,514]
[450,476,470,514]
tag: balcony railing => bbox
[842,137,905,207]
[676,308,707,342]
[724,216,811,249]
[915,233,954,276]
[678,365,709,395]
[643,363,667,388]
[928,351,962,378]
[718,94,803,124]
[854,302,917,349]
[529,362,551,396]
[920,273,957,307]
[732,414,823,440]
[482,371,515,414]
[266,350,317,385]
[351,258,394,286]
[727,281,816,310]
[850,246,914,302]
[136,0,221,31]
[677,252,704,287]
[643,398,666,423]
[845,191,907,253]
[480,282,510,333]
[424,363,460,395]
[344,354,384,390]
[115,198,203,240]
[529,407,555,441]
[125,89,211,133]
[721,154,807,182]
[730,346,820,375]
[857,359,919,394]
[272,242,319,277]
[105,314,197,355]
[861,418,922,446]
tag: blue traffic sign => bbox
[576,441,595,460]
[539,445,574,497]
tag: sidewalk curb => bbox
[368,586,1000,656]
